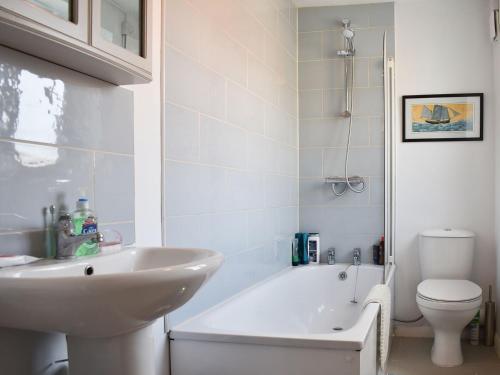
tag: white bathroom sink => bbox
[0,247,223,338]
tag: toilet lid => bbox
[417,279,482,302]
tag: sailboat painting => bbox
[403,94,483,142]
[411,103,473,131]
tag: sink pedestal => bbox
[67,326,155,375]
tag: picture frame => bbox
[402,93,483,142]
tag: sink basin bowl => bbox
[0,247,223,338]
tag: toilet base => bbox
[431,330,463,367]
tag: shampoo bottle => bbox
[73,198,99,257]
[378,236,385,265]
[295,233,309,265]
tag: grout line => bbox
[224,79,228,121]
[0,229,44,235]
[298,26,395,34]
[165,206,300,220]
[0,221,135,236]
[160,0,167,247]
[0,138,134,157]
[299,175,383,180]
[299,56,384,63]
[100,220,135,226]
[92,151,97,206]
[164,157,300,178]
[197,112,202,162]
[320,148,324,178]
[300,145,384,150]
[299,115,383,122]
[246,51,249,89]
[300,85,383,92]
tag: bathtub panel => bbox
[171,339,361,375]
[360,320,377,375]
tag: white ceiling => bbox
[294,0,393,7]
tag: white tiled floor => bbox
[387,337,500,375]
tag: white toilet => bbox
[416,229,482,367]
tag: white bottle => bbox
[307,233,320,264]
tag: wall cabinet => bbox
[0,0,152,85]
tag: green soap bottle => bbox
[73,197,99,257]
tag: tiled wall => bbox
[0,46,135,257]
[164,0,299,325]
[298,3,394,263]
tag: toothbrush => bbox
[43,207,50,258]
[49,205,56,258]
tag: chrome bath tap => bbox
[353,248,361,266]
[327,248,336,265]
[56,213,103,260]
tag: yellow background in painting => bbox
[411,103,474,123]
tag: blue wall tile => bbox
[298,3,393,263]
[0,141,94,232]
[94,153,135,223]
[164,0,299,326]
[0,46,134,155]
[0,45,135,256]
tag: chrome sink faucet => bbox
[353,248,361,266]
[56,213,103,260]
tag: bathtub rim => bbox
[170,264,383,351]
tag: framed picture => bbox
[402,93,483,142]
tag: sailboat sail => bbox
[441,107,450,122]
[449,107,460,118]
[425,105,451,124]
[421,106,433,119]
[431,105,443,122]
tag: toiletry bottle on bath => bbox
[73,198,99,257]
[378,236,385,265]
[295,233,309,264]
[292,238,299,266]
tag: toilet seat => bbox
[417,279,482,311]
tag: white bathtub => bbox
[170,264,394,375]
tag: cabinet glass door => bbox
[0,0,88,42]
[100,0,143,56]
[91,0,151,72]
[28,0,72,21]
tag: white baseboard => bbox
[393,324,433,338]
[495,333,500,358]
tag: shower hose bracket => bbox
[325,176,366,195]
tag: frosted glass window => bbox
[101,0,143,56]
[28,0,72,21]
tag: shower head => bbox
[343,28,355,39]
[341,19,354,37]
[337,18,355,56]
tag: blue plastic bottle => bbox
[295,233,309,264]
